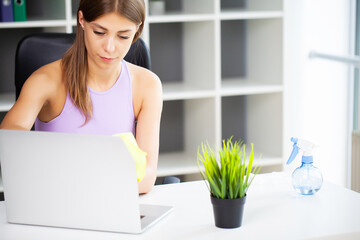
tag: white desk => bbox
[0,173,360,240]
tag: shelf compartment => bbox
[221,18,283,85]
[72,0,80,17]
[27,0,66,20]
[221,93,283,159]
[221,79,283,96]
[221,0,282,12]
[159,98,217,171]
[149,0,214,17]
[150,21,216,90]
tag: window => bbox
[353,0,360,130]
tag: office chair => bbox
[13,32,179,185]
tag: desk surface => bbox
[0,173,360,240]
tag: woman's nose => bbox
[104,36,115,53]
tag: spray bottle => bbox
[286,137,323,195]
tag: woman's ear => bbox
[78,10,85,29]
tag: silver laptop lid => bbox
[0,129,142,233]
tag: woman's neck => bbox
[86,60,122,92]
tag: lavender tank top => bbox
[35,60,135,135]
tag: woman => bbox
[0,0,162,194]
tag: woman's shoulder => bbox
[126,61,161,91]
[126,61,162,117]
[32,60,62,81]
[27,60,63,87]
[19,60,64,103]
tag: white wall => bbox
[284,0,352,187]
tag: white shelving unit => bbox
[0,0,285,192]
[148,0,284,177]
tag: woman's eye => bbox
[93,31,105,35]
[119,36,129,40]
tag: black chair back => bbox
[15,33,151,99]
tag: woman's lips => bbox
[100,56,116,63]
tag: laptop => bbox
[0,129,173,234]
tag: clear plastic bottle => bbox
[292,162,323,195]
[287,138,323,195]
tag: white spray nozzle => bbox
[286,137,316,165]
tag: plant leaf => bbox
[197,137,260,199]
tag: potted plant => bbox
[149,0,165,15]
[197,137,261,228]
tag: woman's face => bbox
[79,11,139,69]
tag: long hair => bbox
[61,0,145,124]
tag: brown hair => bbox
[61,0,145,124]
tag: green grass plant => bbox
[197,137,261,199]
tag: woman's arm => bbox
[131,65,163,194]
[0,63,60,130]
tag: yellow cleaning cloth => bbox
[113,132,147,182]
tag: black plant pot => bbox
[210,195,246,228]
